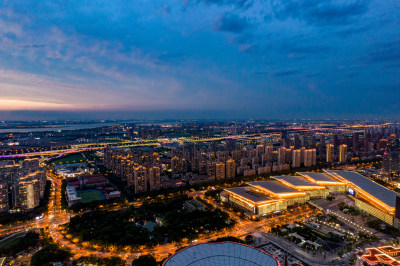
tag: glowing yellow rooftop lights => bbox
[225,189,286,208]
[274,178,326,191]
[297,173,345,186]
[248,184,307,199]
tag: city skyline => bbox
[1,118,400,264]
[0,1,399,120]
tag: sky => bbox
[0,0,399,120]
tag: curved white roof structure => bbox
[163,242,279,266]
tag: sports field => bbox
[77,190,105,203]
[50,153,86,165]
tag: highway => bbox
[0,133,281,159]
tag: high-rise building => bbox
[256,145,264,158]
[14,178,41,210]
[294,135,301,149]
[326,144,334,162]
[265,145,273,156]
[226,159,235,178]
[149,166,161,191]
[310,135,316,148]
[198,153,208,175]
[278,147,286,164]
[383,152,400,174]
[207,160,216,178]
[353,133,359,152]
[215,162,225,180]
[333,134,338,149]
[0,183,8,212]
[292,149,301,168]
[304,149,317,167]
[134,166,147,193]
[339,144,347,163]
[300,147,306,165]
[320,135,326,146]
[171,156,181,174]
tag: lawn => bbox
[77,190,105,203]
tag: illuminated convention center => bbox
[162,242,279,266]
[326,170,400,228]
[221,170,400,228]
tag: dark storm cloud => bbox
[271,0,370,26]
[215,13,250,33]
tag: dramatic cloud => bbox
[270,70,302,77]
[271,0,369,25]
[0,0,399,119]
[215,13,250,32]
[197,0,252,9]
[367,40,400,64]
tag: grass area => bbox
[49,153,86,165]
[77,190,105,203]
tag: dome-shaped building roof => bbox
[163,242,279,266]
